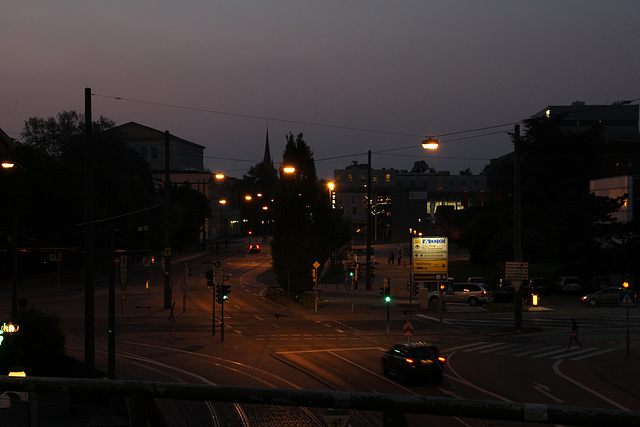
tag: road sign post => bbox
[506,261,529,330]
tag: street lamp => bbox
[327,182,335,208]
[218,199,227,237]
[421,137,439,150]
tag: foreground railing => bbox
[1,376,638,427]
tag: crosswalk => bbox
[415,313,621,330]
[443,340,615,361]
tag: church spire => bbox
[263,127,272,166]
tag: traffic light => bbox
[380,286,391,302]
[348,267,354,278]
[217,284,231,303]
[411,282,419,296]
[206,270,214,287]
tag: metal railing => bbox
[1,376,638,427]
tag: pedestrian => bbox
[397,247,403,265]
[169,301,176,323]
[567,318,582,349]
[389,251,395,264]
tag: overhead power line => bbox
[91,92,520,140]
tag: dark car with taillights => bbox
[382,342,445,384]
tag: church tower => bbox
[263,128,272,166]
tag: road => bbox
[4,242,640,426]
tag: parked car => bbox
[428,283,492,306]
[580,286,635,306]
[382,342,445,384]
[528,277,550,294]
[588,276,611,292]
[497,278,511,289]
[249,244,261,253]
[492,285,536,304]
[555,276,582,293]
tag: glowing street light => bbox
[283,166,295,174]
[421,137,439,150]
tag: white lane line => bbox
[553,359,629,411]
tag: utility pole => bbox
[164,131,172,309]
[108,224,115,379]
[84,87,95,376]
[366,150,372,291]
[514,124,523,330]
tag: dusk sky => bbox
[3,2,640,180]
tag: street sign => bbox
[403,320,414,336]
[619,291,636,307]
[413,273,448,281]
[446,283,455,295]
[323,409,349,427]
[313,261,321,269]
[505,261,528,280]
[413,260,448,272]
[412,237,448,260]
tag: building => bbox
[333,162,487,242]
[532,100,639,141]
[110,122,243,242]
[111,122,205,172]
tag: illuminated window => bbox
[348,174,353,182]
[335,174,341,182]
[385,174,391,182]
[360,174,365,182]
[373,175,378,182]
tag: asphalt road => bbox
[2,242,639,426]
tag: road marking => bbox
[274,346,385,354]
[553,359,630,411]
[533,382,564,403]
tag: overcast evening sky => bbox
[3,1,640,180]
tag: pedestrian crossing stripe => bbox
[445,341,616,360]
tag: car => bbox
[556,276,582,293]
[492,285,536,304]
[528,277,550,294]
[588,276,611,292]
[497,278,511,289]
[580,286,635,306]
[382,342,445,384]
[428,282,493,306]
[249,244,261,253]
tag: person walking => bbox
[397,247,403,265]
[388,251,395,264]
[568,318,582,349]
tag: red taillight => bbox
[481,290,486,295]
[405,358,414,364]
[256,245,260,249]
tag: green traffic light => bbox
[385,296,391,303]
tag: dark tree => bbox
[271,133,349,295]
